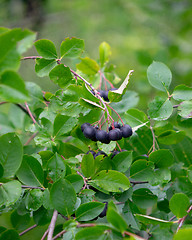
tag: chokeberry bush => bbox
[0,27,192,240]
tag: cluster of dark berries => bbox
[81,122,132,144]
[91,88,117,102]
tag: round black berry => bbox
[95,151,108,158]
[83,126,96,140]
[96,130,110,144]
[121,124,132,138]
[111,150,120,159]
[86,150,96,157]
[108,128,121,141]
[99,90,109,101]
[116,128,123,140]
[99,202,108,218]
[81,123,91,132]
[114,121,121,129]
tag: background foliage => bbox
[0,1,192,240]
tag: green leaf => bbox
[0,47,20,72]
[75,226,109,240]
[150,168,171,185]
[108,70,134,102]
[123,200,141,231]
[76,57,100,75]
[11,210,30,230]
[169,193,190,218]
[34,39,57,59]
[79,98,104,110]
[58,142,83,158]
[50,179,77,216]
[158,130,186,145]
[76,202,105,221]
[112,151,132,172]
[130,160,154,181]
[54,114,78,137]
[132,188,158,209]
[110,91,139,114]
[81,153,95,178]
[25,189,43,211]
[91,170,130,192]
[149,149,174,168]
[33,207,53,226]
[35,58,57,77]
[60,37,84,58]
[17,30,36,54]
[178,101,192,118]
[174,228,192,240]
[148,97,173,120]
[0,163,3,178]
[135,214,174,228]
[0,71,29,103]
[124,108,149,127]
[25,82,44,108]
[65,174,84,193]
[99,41,112,67]
[107,205,127,233]
[0,180,21,207]
[147,61,172,92]
[47,153,66,182]
[97,141,116,155]
[0,229,20,240]
[49,64,73,88]
[16,155,44,187]
[0,132,23,178]
[172,85,192,101]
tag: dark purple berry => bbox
[86,150,96,157]
[108,128,121,141]
[99,202,108,218]
[98,90,109,101]
[95,151,108,158]
[81,123,91,132]
[121,124,132,138]
[83,126,96,140]
[116,128,123,140]
[96,130,110,144]
[111,150,120,159]
[114,122,121,129]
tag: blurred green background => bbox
[0,0,192,239]
[0,0,192,109]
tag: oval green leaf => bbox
[16,155,44,187]
[49,64,73,88]
[76,202,105,221]
[50,179,77,216]
[34,39,57,59]
[0,132,23,178]
[60,37,84,58]
[91,170,130,192]
[169,193,190,218]
[147,61,172,92]
[172,85,192,101]
[149,149,174,168]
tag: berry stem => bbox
[106,104,124,126]
[116,141,122,151]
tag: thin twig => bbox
[52,230,67,240]
[21,185,45,190]
[19,224,37,236]
[24,132,38,146]
[22,56,43,60]
[0,101,7,105]
[47,210,58,240]
[25,102,37,124]
[124,231,146,240]
[130,181,149,185]
[176,205,192,232]
[41,229,49,240]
